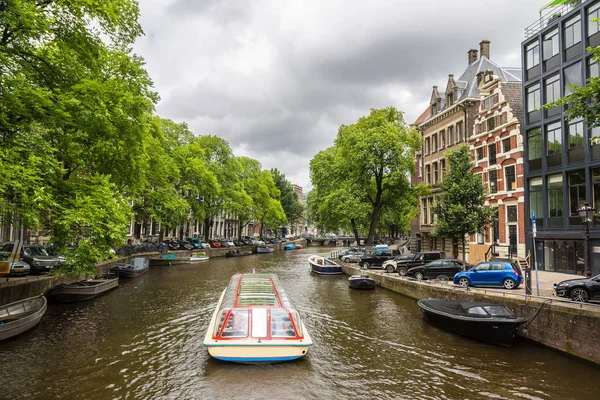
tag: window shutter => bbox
[494,94,499,104]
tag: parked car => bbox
[407,259,470,280]
[337,247,361,259]
[251,239,266,246]
[178,240,194,250]
[225,239,236,247]
[208,239,222,248]
[0,243,61,274]
[382,254,418,273]
[340,251,364,263]
[554,274,600,302]
[453,260,523,290]
[360,250,395,270]
[186,238,204,249]
[0,251,31,276]
[395,251,447,276]
[200,241,212,249]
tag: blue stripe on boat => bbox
[214,356,302,363]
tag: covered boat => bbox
[417,299,526,347]
[49,278,119,302]
[308,255,343,275]
[190,251,209,262]
[149,253,190,266]
[203,273,312,363]
[256,246,274,254]
[348,275,376,290]
[117,257,149,279]
[0,296,47,342]
[226,250,253,257]
[284,243,296,250]
[295,244,303,249]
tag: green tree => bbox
[270,168,303,235]
[431,144,495,261]
[310,107,422,245]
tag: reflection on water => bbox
[1,248,599,400]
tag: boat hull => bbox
[348,275,376,290]
[149,257,190,266]
[0,296,47,342]
[417,300,524,347]
[190,256,209,262]
[50,279,119,303]
[256,247,274,254]
[117,266,148,279]
[308,256,343,275]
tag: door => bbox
[472,262,490,285]
[424,260,444,278]
[509,225,517,257]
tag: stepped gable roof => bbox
[502,82,524,127]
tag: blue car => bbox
[453,260,523,290]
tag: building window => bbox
[568,119,584,149]
[526,83,541,112]
[588,57,600,78]
[569,170,587,217]
[448,126,454,146]
[433,162,439,184]
[440,130,446,148]
[431,103,437,115]
[457,122,464,142]
[548,174,564,219]
[530,177,544,224]
[507,205,518,222]
[489,170,497,193]
[484,94,497,109]
[505,165,516,191]
[432,134,438,152]
[547,122,562,156]
[422,199,428,224]
[441,159,446,177]
[564,15,582,49]
[488,143,497,165]
[426,165,431,185]
[589,2,600,36]
[527,128,542,160]
[425,137,430,155]
[503,137,511,153]
[526,41,540,69]
[564,62,582,96]
[476,147,484,160]
[543,28,559,60]
[487,117,496,132]
[544,74,561,104]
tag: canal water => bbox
[1,248,598,399]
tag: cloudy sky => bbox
[134,0,544,190]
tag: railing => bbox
[524,1,581,39]
[485,244,517,261]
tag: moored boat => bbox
[203,273,312,363]
[149,253,190,266]
[117,257,149,279]
[348,275,376,290]
[226,250,253,257]
[49,278,119,302]
[0,295,47,341]
[417,298,526,347]
[256,246,274,254]
[295,244,303,249]
[190,251,210,262]
[284,243,296,250]
[308,255,343,275]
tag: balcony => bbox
[524,0,582,39]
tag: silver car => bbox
[0,251,31,276]
[340,252,364,263]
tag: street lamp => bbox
[577,202,596,278]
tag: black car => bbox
[360,250,395,269]
[554,274,600,302]
[406,259,470,281]
[396,251,446,276]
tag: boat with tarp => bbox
[203,273,312,363]
[148,253,190,266]
[417,298,526,347]
[308,255,343,275]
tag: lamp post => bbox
[577,202,596,278]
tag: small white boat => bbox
[256,246,274,254]
[190,252,209,262]
[308,255,343,275]
[0,296,47,341]
[203,273,312,363]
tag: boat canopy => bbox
[212,274,303,339]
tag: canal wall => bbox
[343,265,600,365]
[0,240,306,306]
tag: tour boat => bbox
[417,298,526,347]
[203,273,313,363]
[190,252,210,262]
[348,275,376,290]
[307,255,344,275]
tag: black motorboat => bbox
[348,275,376,290]
[417,298,526,347]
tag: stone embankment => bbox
[343,264,600,365]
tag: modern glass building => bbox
[522,0,600,276]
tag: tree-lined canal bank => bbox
[1,248,598,400]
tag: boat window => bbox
[214,308,231,336]
[251,308,268,338]
[271,309,296,337]
[466,307,488,316]
[221,309,249,338]
[483,306,512,317]
[289,309,303,337]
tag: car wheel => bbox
[570,288,589,302]
[502,278,516,290]
[362,262,370,270]
[398,267,407,276]
[458,277,470,287]
[385,264,394,273]
[343,257,350,263]
[415,271,424,280]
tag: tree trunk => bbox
[366,203,382,246]
[259,219,264,240]
[461,236,466,263]
[350,218,360,245]
[238,217,243,240]
[203,217,213,241]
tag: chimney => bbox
[468,49,478,65]
[480,40,490,59]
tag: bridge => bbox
[304,236,368,247]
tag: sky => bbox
[133,0,545,191]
